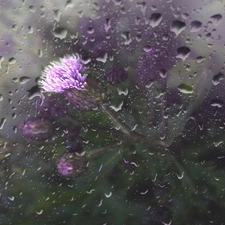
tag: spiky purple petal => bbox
[39,55,87,93]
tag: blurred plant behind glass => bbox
[1,0,225,224]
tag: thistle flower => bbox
[39,55,105,111]
[39,55,87,93]
[57,151,88,178]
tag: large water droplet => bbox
[190,20,202,32]
[19,76,31,84]
[171,20,186,36]
[178,84,193,94]
[210,99,223,108]
[176,46,191,61]
[149,13,162,28]
[8,57,16,64]
[212,73,224,86]
[65,0,74,10]
[210,14,222,26]
[53,10,62,22]
[53,28,68,39]
[176,46,190,61]
[28,5,36,13]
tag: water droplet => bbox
[149,13,162,28]
[210,14,222,26]
[28,5,36,13]
[105,192,112,198]
[176,172,184,179]
[36,210,43,215]
[171,20,186,36]
[53,9,61,22]
[190,20,202,32]
[178,84,193,94]
[0,118,6,129]
[0,56,4,69]
[65,0,74,10]
[176,46,190,61]
[117,88,128,96]
[8,57,16,64]
[96,53,108,63]
[196,56,205,63]
[38,49,43,57]
[19,76,30,84]
[97,199,103,207]
[110,101,123,112]
[212,72,224,86]
[210,99,223,108]
[159,69,167,78]
[28,26,33,34]
[214,141,223,147]
[121,31,132,45]
[8,196,15,201]
[53,28,68,39]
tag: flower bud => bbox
[57,151,88,178]
[64,77,105,111]
[104,66,128,85]
[20,117,54,141]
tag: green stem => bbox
[100,104,132,137]
[86,142,125,158]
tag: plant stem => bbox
[86,142,125,158]
[100,104,132,137]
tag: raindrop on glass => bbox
[178,83,193,94]
[0,118,6,129]
[210,14,222,26]
[176,46,190,61]
[53,27,68,39]
[210,99,223,108]
[190,20,202,32]
[19,76,31,84]
[212,73,224,86]
[149,13,162,28]
[8,57,16,64]
[170,20,186,36]
[28,5,36,13]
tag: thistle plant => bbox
[10,1,225,224]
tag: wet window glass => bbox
[0,0,225,224]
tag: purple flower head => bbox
[39,55,87,93]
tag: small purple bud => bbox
[57,151,88,178]
[20,117,54,141]
[104,66,128,85]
